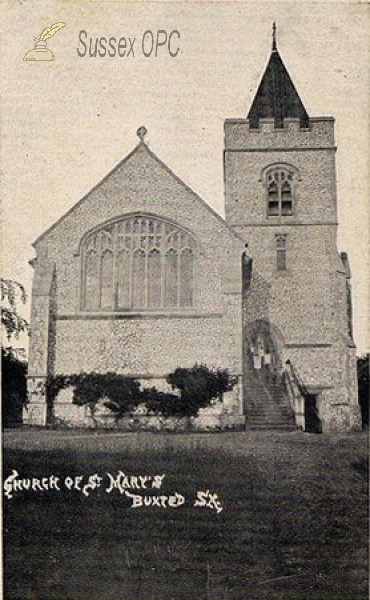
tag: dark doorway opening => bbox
[304,394,322,433]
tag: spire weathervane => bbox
[272,22,277,52]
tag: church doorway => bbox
[245,320,282,385]
[304,394,322,433]
[243,320,296,429]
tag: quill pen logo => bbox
[24,22,66,61]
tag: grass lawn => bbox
[3,429,368,599]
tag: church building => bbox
[25,30,361,432]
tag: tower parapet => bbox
[224,117,335,150]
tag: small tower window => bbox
[266,169,294,217]
[276,235,287,271]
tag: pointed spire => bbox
[247,30,309,129]
[272,22,277,52]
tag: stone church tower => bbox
[224,27,361,431]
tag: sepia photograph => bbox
[2,1,369,598]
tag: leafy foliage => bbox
[1,278,29,341]
[47,364,237,425]
[46,374,70,405]
[47,372,142,418]
[82,373,142,417]
[1,279,29,427]
[2,348,28,427]
[142,387,184,417]
[119,364,237,421]
[166,364,237,417]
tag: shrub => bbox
[142,387,183,417]
[46,365,237,428]
[46,374,70,405]
[1,278,29,426]
[95,374,142,420]
[47,372,142,422]
[166,364,236,417]
[2,348,27,427]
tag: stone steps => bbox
[248,423,297,431]
[245,376,297,431]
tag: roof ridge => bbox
[33,138,246,248]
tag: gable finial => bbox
[272,22,277,52]
[137,126,148,143]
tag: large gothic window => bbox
[266,167,295,217]
[81,216,196,311]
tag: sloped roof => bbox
[247,40,309,129]
[33,138,246,247]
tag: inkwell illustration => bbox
[23,22,66,62]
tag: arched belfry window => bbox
[81,216,196,311]
[265,166,296,217]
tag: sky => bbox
[1,1,369,354]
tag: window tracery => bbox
[266,167,295,217]
[81,216,196,311]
